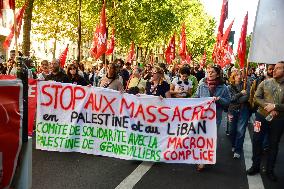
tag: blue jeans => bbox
[228,106,250,154]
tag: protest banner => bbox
[36,81,217,164]
[0,75,37,136]
[0,80,23,189]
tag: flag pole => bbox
[13,9,18,57]
[243,59,250,90]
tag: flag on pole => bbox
[106,28,115,55]
[221,44,234,68]
[179,23,187,60]
[59,45,69,68]
[95,2,107,59]
[221,19,234,46]
[0,0,15,18]
[2,3,26,49]
[165,35,175,64]
[90,24,99,58]
[127,42,135,63]
[218,0,228,36]
[237,12,248,69]
[185,53,192,64]
[0,0,15,10]
[212,19,234,68]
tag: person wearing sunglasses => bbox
[170,66,192,98]
[126,66,146,95]
[67,64,88,86]
[145,66,171,98]
[142,64,153,81]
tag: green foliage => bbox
[23,0,216,60]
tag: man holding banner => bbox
[45,59,70,83]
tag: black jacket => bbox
[45,71,70,83]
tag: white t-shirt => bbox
[172,77,193,97]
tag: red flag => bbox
[127,42,135,63]
[179,23,187,60]
[221,19,234,46]
[59,45,69,68]
[0,0,15,18]
[200,51,206,68]
[2,3,27,49]
[105,28,115,55]
[90,24,99,58]
[218,0,228,36]
[220,44,234,68]
[0,0,15,10]
[165,35,175,64]
[213,20,234,68]
[185,53,191,64]
[95,2,107,59]
[237,12,248,69]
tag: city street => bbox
[32,115,284,189]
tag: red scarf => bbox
[206,78,220,96]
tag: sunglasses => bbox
[177,80,189,85]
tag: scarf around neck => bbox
[206,78,220,96]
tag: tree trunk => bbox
[52,38,57,58]
[22,0,35,56]
[77,0,82,63]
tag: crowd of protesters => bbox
[0,51,283,182]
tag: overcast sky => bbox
[200,0,259,50]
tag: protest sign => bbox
[28,79,37,136]
[0,80,23,189]
[0,75,37,136]
[36,81,217,164]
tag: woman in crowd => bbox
[194,65,230,171]
[67,64,88,86]
[170,66,192,98]
[37,60,50,80]
[6,59,17,76]
[127,66,146,95]
[142,64,153,81]
[228,70,250,159]
[145,66,171,98]
[99,63,123,91]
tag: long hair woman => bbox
[99,63,123,91]
[194,65,231,171]
[67,64,88,86]
[126,66,146,95]
[145,66,171,98]
[228,70,250,159]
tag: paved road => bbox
[32,114,284,189]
